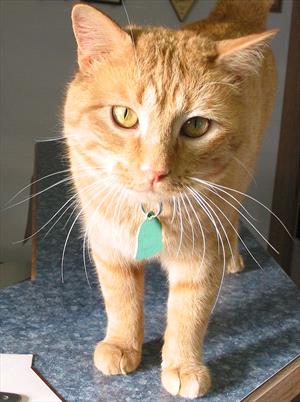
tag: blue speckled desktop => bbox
[1,141,299,402]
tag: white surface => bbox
[0,354,61,402]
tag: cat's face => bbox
[64,5,275,203]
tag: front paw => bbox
[94,341,141,375]
[161,363,211,399]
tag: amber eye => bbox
[112,106,138,128]
[180,116,210,138]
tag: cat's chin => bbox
[127,188,172,204]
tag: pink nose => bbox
[144,169,169,185]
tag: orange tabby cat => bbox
[64,0,276,398]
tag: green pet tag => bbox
[134,211,163,260]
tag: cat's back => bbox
[184,0,274,40]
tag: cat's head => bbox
[64,4,276,203]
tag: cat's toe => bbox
[94,341,141,375]
[227,253,245,273]
[179,368,211,399]
[161,368,181,395]
[161,364,211,399]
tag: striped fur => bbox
[64,0,276,398]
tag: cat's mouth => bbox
[127,180,183,204]
[131,187,170,201]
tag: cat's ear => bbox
[216,30,278,73]
[71,4,133,70]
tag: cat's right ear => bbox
[216,30,277,74]
[71,4,133,70]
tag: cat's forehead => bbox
[141,85,157,109]
[138,81,185,115]
[133,29,218,110]
[134,28,217,68]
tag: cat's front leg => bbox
[160,256,222,399]
[93,251,144,375]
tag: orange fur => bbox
[64,0,276,398]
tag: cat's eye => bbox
[180,116,210,138]
[112,106,138,128]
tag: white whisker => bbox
[189,176,292,239]
[180,192,195,255]
[171,195,177,224]
[13,178,109,244]
[121,0,140,73]
[204,184,279,254]
[231,156,257,186]
[176,196,184,257]
[201,191,264,271]
[13,192,77,244]
[4,166,104,207]
[204,181,257,221]
[35,134,79,142]
[43,198,78,240]
[187,186,221,251]
[82,227,92,289]
[183,190,206,269]
[63,204,78,230]
[81,185,119,287]
[61,181,116,284]
[35,137,67,142]
[195,190,236,311]
[4,170,104,211]
[188,188,223,256]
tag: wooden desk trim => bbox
[243,355,300,402]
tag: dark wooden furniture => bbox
[269,0,300,287]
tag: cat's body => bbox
[64,0,276,398]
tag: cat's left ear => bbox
[71,4,133,70]
[216,29,278,73]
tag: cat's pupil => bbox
[194,119,200,128]
[112,106,138,128]
[192,118,203,129]
[181,116,210,138]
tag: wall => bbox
[0,0,293,285]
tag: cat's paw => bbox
[227,253,244,273]
[161,364,211,399]
[94,341,141,375]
